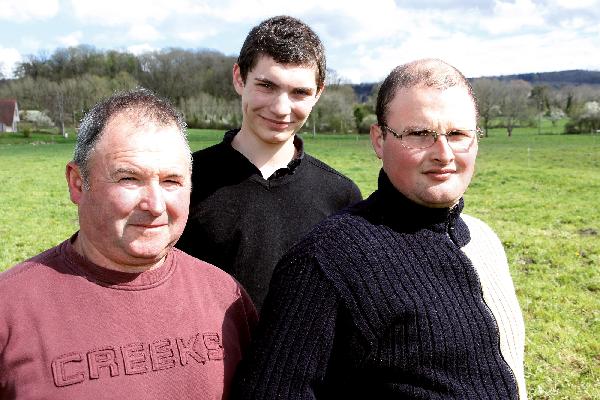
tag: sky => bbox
[0,0,599,83]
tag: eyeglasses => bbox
[381,126,483,152]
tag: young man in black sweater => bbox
[231,59,527,399]
[176,16,361,311]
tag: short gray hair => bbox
[375,58,478,128]
[74,88,190,187]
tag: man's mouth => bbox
[425,169,456,180]
[261,115,294,130]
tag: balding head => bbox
[376,58,477,128]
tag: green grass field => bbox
[0,127,598,399]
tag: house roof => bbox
[0,99,18,125]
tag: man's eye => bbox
[119,177,136,182]
[448,130,470,137]
[162,179,184,188]
[293,89,311,97]
[407,130,431,137]
[258,83,272,89]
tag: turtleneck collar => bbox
[361,169,470,246]
[61,233,177,290]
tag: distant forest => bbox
[352,70,600,102]
[490,70,600,87]
[1,45,599,135]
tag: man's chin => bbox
[124,243,172,264]
[262,130,296,144]
[415,189,462,209]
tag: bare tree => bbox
[472,78,504,136]
[312,85,356,133]
[39,80,67,137]
[548,107,566,133]
[179,92,241,129]
[530,85,550,134]
[499,80,533,137]
[325,68,348,87]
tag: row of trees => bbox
[318,78,600,136]
[1,45,599,136]
[472,78,600,136]
[1,46,241,136]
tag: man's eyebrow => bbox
[403,125,431,131]
[255,77,277,86]
[112,167,138,175]
[293,86,315,95]
[254,77,315,95]
[162,172,186,180]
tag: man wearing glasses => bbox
[231,59,527,399]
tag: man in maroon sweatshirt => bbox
[0,88,257,400]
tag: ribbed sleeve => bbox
[461,214,527,399]
[231,249,338,399]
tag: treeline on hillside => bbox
[1,45,599,135]
[0,45,365,135]
[356,76,600,136]
[493,70,600,87]
[0,46,241,135]
[471,78,600,135]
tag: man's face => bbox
[233,55,322,145]
[371,85,478,208]
[67,113,191,270]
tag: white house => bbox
[0,99,19,132]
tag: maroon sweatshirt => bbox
[0,237,258,400]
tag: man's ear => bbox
[66,162,84,205]
[232,63,245,96]
[370,124,385,160]
[315,84,325,101]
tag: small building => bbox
[0,99,19,132]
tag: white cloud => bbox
[177,0,333,23]
[551,0,600,10]
[128,24,161,41]
[0,47,22,78]
[559,17,588,30]
[0,0,59,21]
[176,28,219,43]
[58,31,83,47]
[69,0,180,25]
[127,43,156,55]
[20,37,42,53]
[333,23,600,83]
[480,0,546,34]
[1,0,598,82]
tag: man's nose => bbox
[139,183,166,216]
[270,92,292,116]
[431,134,455,162]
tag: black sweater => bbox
[232,171,525,399]
[176,130,362,310]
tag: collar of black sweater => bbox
[223,128,305,173]
[362,170,471,247]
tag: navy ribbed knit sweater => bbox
[232,170,526,399]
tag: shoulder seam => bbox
[304,154,355,183]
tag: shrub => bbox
[564,101,600,134]
[358,114,377,134]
